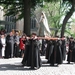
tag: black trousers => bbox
[14,43,19,57]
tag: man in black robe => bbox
[67,37,75,64]
[61,36,66,61]
[22,33,42,69]
[46,39,62,66]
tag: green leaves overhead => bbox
[63,0,74,3]
[0,0,24,20]
[45,0,60,2]
[0,0,42,19]
[0,0,73,21]
[0,0,59,20]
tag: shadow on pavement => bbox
[0,63,37,71]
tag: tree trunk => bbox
[61,2,75,37]
[23,0,31,36]
[55,30,58,36]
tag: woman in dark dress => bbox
[5,32,14,58]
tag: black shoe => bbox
[50,64,54,66]
[67,62,70,64]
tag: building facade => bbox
[0,6,39,35]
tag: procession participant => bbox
[45,40,53,62]
[45,36,66,59]
[72,39,75,63]
[36,36,64,66]
[41,39,47,56]
[45,36,63,66]
[67,37,75,64]
[22,33,42,69]
[61,36,66,61]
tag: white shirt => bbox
[1,38,6,47]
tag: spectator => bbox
[19,33,27,58]
[0,34,6,58]
[5,32,14,58]
[14,31,20,57]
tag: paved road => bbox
[0,56,75,75]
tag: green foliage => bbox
[0,25,5,30]
[0,0,74,36]
[65,29,75,37]
[0,0,24,20]
[45,0,60,2]
[0,0,44,20]
[42,2,62,36]
[63,0,74,3]
[61,0,75,37]
[0,0,61,20]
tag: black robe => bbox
[5,35,14,58]
[45,40,54,62]
[22,39,42,69]
[61,40,66,60]
[72,41,75,62]
[67,40,75,63]
[46,40,62,65]
[14,35,20,57]
[0,39,3,57]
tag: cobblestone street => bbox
[0,56,75,75]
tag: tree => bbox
[61,0,75,37]
[0,0,43,36]
[0,0,60,36]
[42,2,62,36]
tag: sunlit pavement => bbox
[0,56,75,75]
